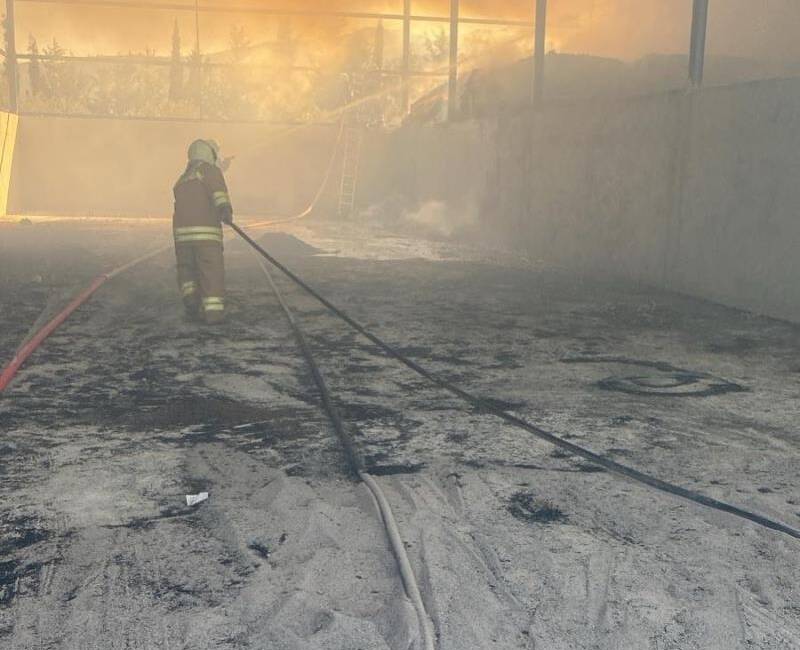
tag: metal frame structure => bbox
[2,0,715,122]
[10,52,456,78]
[447,0,459,120]
[401,0,411,113]
[13,0,536,27]
[4,0,539,121]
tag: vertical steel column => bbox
[666,0,709,285]
[194,0,203,116]
[401,0,411,115]
[689,0,709,87]
[532,0,547,109]
[194,0,201,54]
[447,0,459,121]
[4,0,18,113]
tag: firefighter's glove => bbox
[220,206,234,225]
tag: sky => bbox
[11,0,800,66]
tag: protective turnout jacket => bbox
[173,160,233,323]
[173,160,232,240]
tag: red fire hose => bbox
[0,119,346,393]
[0,276,108,392]
[0,247,169,393]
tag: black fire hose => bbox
[230,223,800,542]
[252,252,437,650]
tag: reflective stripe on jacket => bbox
[173,225,223,244]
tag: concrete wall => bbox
[9,117,342,218]
[7,78,800,322]
[381,78,800,323]
[673,79,800,320]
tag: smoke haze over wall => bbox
[13,1,800,64]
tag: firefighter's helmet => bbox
[187,139,219,165]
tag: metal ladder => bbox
[337,115,363,218]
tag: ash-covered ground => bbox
[1,218,800,649]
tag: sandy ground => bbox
[1,218,800,649]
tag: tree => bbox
[169,19,183,102]
[28,35,41,97]
[424,28,449,66]
[187,45,203,113]
[2,13,12,108]
[229,25,249,63]
[373,20,384,71]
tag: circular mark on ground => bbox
[563,356,746,397]
[598,371,744,397]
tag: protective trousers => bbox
[175,239,226,324]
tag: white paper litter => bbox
[185,492,209,507]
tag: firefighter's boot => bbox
[202,297,226,325]
[183,295,201,321]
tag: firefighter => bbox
[173,139,233,324]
